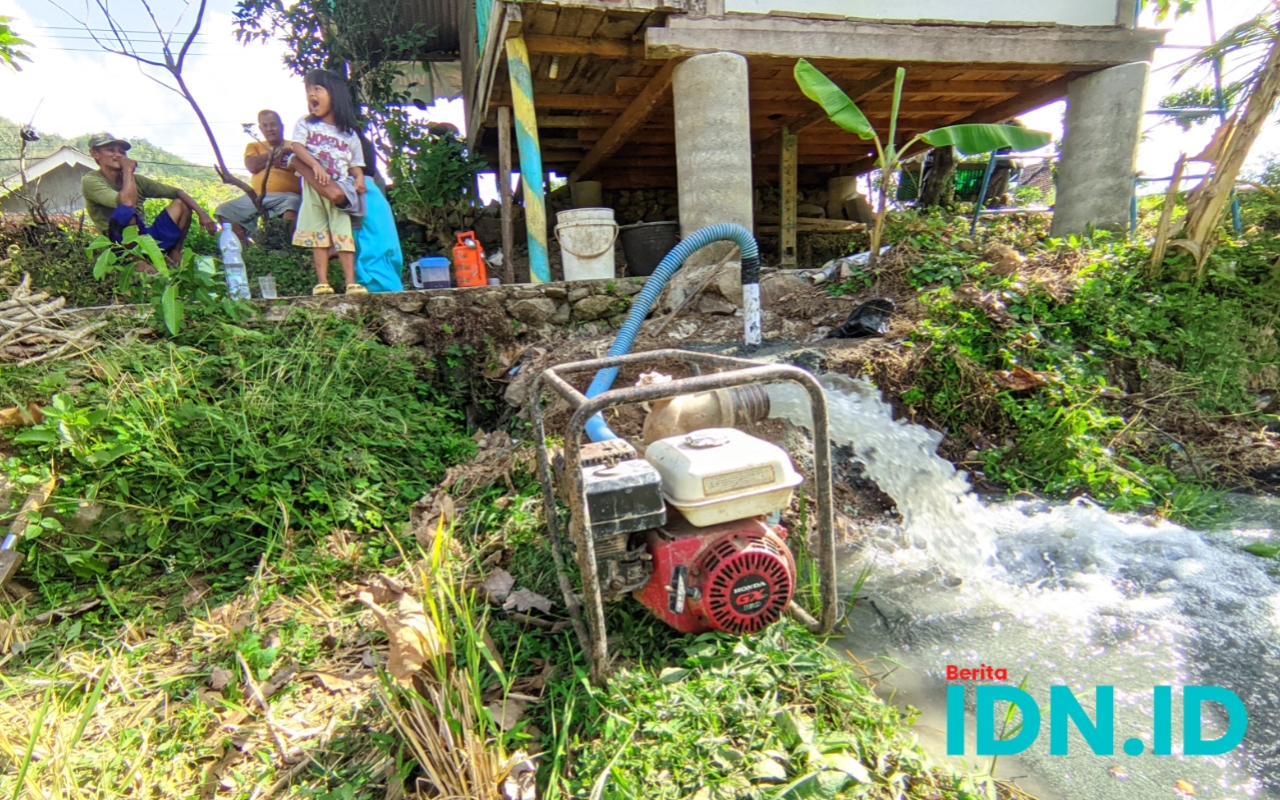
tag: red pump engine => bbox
[633,514,795,634]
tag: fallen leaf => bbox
[1175,779,1196,795]
[503,588,553,615]
[181,577,211,610]
[32,599,101,625]
[993,366,1048,392]
[206,602,252,634]
[358,591,445,681]
[308,671,356,693]
[246,663,297,708]
[823,752,871,783]
[750,756,788,782]
[0,404,42,427]
[502,751,537,800]
[412,492,455,550]
[985,243,1025,277]
[489,696,528,732]
[359,574,407,605]
[482,569,516,603]
[209,666,233,691]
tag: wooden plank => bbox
[575,7,606,38]
[648,16,1164,65]
[524,34,644,59]
[779,127,798,266]
[540,115,614,129]
[492,93,633,111]
[614,76,1035,97]
[498,106,515,285]
[569,58,680,182]
[525,4,561,36]
[552,7,585,37]
[753,67,896,156]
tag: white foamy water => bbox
[768,374,996,569]
[769,375,1280,799]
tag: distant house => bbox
[0,146,98,217]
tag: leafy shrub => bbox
[3,311,475,585]
[0,219,118,308]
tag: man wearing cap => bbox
[214,110,302,242]
[80,133,218,263]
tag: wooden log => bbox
[506,37,551,283]
[523,34,644,59]
[779,127,798,266]
[498,106,516,285]
[756,216,867,233]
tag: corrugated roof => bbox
[400,0,463,55]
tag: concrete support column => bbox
[674,52,754,266]
[1051,62,1149,237]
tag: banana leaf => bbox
[794,58,874,140]
[919,124,1052,156]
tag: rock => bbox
[543,285,568,299]
[797,203,827,218]
[761,272,811,305]
[427,296,457,319]
[574,294,617,322]
[396,298,424,314]
[712,266,744,307]
[379,309,425,346]
[507,297,558,325]
[612,279,644,297]
[551,301,571,325]
[567,286,592,303]
[472,288,505,308]
[699,294,738,315]
[844,195,877,226]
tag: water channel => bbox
[768,376,1280,800]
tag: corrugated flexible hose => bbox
[584,223,762,442]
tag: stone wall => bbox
[257,278,647,353]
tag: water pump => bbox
[531,350,839,685]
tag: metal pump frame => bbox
[530,349,838,686]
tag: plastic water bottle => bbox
[218,223,251,300]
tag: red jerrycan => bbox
[452,231,488,288]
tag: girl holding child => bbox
[289,69,368,295]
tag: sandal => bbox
[345,283,369,295]
[312,283,335,295]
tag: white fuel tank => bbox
[644,428,803,527]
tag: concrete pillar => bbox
[674,52,753,266]
[1050,62,1149,237]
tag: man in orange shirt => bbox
[215,110,302,241]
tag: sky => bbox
[0,0,466,176]
[0,0,1274,196]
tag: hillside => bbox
[0,117,220,180]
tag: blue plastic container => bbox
[411,256,451,290]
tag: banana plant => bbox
[794,60,1053,267]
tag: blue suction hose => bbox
[584,223,762,442]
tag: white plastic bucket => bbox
[555,208,618,281]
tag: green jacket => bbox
[80,170,182,234]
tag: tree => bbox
[232,0,435,118]
[1170,8,1280,277]
[0,16,31,71]
[794,61,1051,267]
[48,0,260,210]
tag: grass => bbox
[460,476,1018,800]
[871,196,1280,525]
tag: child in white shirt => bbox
[289,69,368,295]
